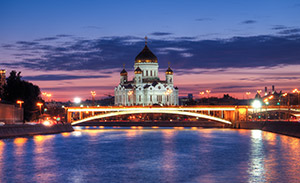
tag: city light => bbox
[74,97,81,104]
[246,92,251,99]
[42,121,52,126]
[128,90,133,96]
[42,92,52,102]
[164,89,173,95]
[90,91,96,97]
[252,100,262,109]
[16,100,24,108]
[36,102,43,114]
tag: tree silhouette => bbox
[1,71,43,121]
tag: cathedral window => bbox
[150,95,152,102]
[139,95,141,102]
[150,70,152,76]
[146,70,148,76]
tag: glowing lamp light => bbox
[42,121,51,126]
[74,97,81,104]
[252,100,262,109]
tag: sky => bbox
[0,0,300,101]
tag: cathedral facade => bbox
[114,38,179,106]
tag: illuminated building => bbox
[0,69,5,87]
[114,37,179,106]
[0,69,5,97]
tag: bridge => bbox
[66,105,300,125]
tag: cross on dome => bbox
[145,36,148,45]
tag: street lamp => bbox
[164,89,173,106]
[46,93,52,102]
[127,90,133,106]
[16,100,24,108]
[246,92,251,99]
[251,100,262,121]
[292,88,300,105]
[257,90,262,95]
[74,97,81,104]
[36,102,43,115]
[91,91,96,106]
[206,90,211,104]
[252,99,262,109]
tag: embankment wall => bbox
[0,124,74,138]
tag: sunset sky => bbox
[1,0,300,101]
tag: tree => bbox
[2,71,43,121]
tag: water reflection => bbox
[33,135,57,182]
[248,130,266,182]
[0,140,4,179]
[162,130,176,182]
[1,129,300,182]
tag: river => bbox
[1,127,300,183]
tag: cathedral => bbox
[114,37,179,106]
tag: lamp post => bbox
[91,91,96,106]
[292,88,300,105]
[206,90,211,104]
[127,90,133,106]
[74,97,81,105]
[263,98,269,121]
[199,91,205,105]
[46,93,52,102]
[164,89,173,106]
[251,100,262,121]
[246,92,251,99]
[16,100,24,108]
[257,90,262,95]
[36,102,43,115]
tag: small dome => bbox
[134,67,142,74]
[165,66,173,75]
[120,68,127,76]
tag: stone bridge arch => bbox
[71,110,232,125]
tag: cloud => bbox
[150,32,173,36]
[82,26,102,29]
[215,85,254,89]
[158,47,188,52]
[23,74,110,81]
[2,34,300,71]
[180,53,193,58]
[241,20,256,24]
[35,37,59,41]
[278,28,300,35]
[272,25,288,30]
[41,85,113,91]
[195,18,212,22]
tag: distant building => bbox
[0,69,6,97]
[0,69,5,87]
[114,37,179,106]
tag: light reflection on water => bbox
[1,128,300,183]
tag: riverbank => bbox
[0,124,74,138]
[234,121,300,138]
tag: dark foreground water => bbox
[1,127,300,183]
